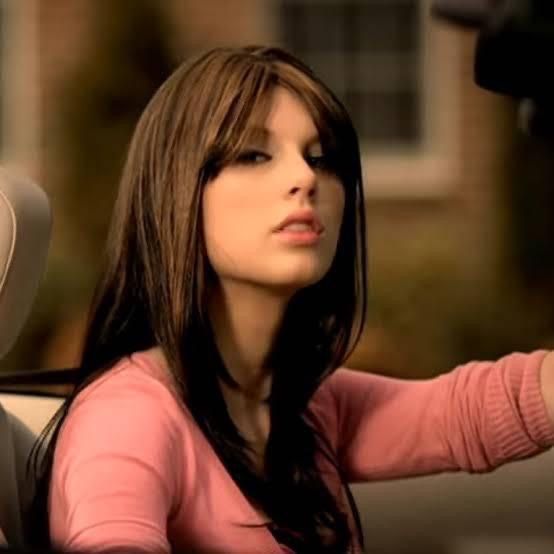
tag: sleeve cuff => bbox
[491,350,554,461]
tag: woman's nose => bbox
[286,156,317,199]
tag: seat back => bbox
[0,169,51,358]
[0,170,51,547]
[0,405,36,548]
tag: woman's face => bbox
[202,86,345,293]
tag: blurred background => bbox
[2,0,554,380]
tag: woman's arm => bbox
[50,365,183,553]
[540,351,554,425]
[312,350,554,483]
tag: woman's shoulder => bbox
[73,347,174,398]
[308,368,387,442]
[50,350,190,543]
[310,367,379,404]
[65,347,191,438]
[306,368,359,450]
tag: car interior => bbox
[1,173,554,554]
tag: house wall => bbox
[1,1,527,377]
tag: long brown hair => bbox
[29,46,368,553]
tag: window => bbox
[281,0,422,146]
[278,0,462,197]
[0,0,40,175]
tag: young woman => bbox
[30,46,554,554]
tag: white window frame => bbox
[362,0,462,198]
[271,0,463,199]
[0,0,40,177]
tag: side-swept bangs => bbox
[199,47,361,194]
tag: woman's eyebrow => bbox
[305,135,323,149]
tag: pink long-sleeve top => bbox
[49,348,554,553]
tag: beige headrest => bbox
[0,169,51,359]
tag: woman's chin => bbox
[265,266,328,292]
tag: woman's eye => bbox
[306,154,332,171]
[235,150,270,165]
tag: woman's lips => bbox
[274,209,324,234]
[274,223,323,245]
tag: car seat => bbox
[0,169,51,547]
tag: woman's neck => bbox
[208,280,290,401]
